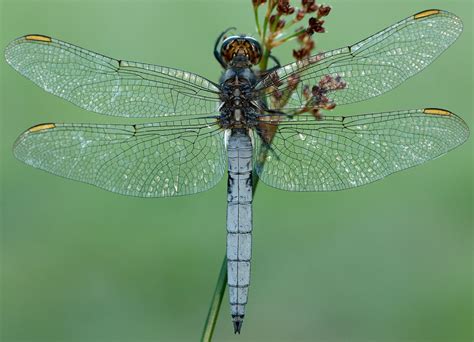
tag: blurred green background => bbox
[0,0,472,341]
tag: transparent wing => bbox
[5,35,221,118]
[253,109,469,191]
[257,10,462,109]
[13,118,226,197]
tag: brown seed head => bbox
[252,0,267,7]
[287,73,301,90]
[311,108,323,120]
[307,17,325,34]
[277,0,295,15]
[296,9,306,21]
[318,5,331,17]
[307,74,346,112]
[302,0,319,13]
[302,84,311,100]
[268,71,283,87]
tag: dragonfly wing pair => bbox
[6,10,469,196]
[253,9,468,190]
[6,34,227,197]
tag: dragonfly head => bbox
[220,35,262,67]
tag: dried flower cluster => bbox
[303,75,346,119]
[253,0,345,143]
[253,0,332,69]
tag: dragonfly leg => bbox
[268,54,281,69]
[257,54,281,78]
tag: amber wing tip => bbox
[27,123,56,133]
[423,108,453,116]
[414,9,442,19]
[24,34,52,42]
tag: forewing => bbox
[5,35,221,118]
[257,10,462,109]
[14,118,226,197]
[253,109,469,191]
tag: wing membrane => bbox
[14,118,226,197]
[5,35,221,118]
[258,10,462,109]
[253,109,468,191]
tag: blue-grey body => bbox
[219,57,260,333]
[226,130,253,332]
[216,33,270,330]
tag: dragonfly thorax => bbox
[218,67,259,130]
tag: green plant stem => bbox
[274,28,306,46]
[261,0,274,41]
[253,174,261,194]
[270,13,281,33]
[200,257,227,342]
[283,18,298,31]
[254,6,262,39]
[259,47,271,71]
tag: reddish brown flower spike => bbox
[302,0,319,13]
[307,17,326,34]
[302,84,311,100]
[311,108,323,120]
[277,0,295,15]
[312,85,322,97]
[318,5,331,17]
[269,16,286,30]
[294,9,304,21]
[269,14,277,25]
[297,30,309,42]
[305,74,347,114]
[252,0,267,7]
[293,30,315,60]
[293,49,304,60]
[273,89,283,100]
[268,71,283,87]
[287,74,301,90]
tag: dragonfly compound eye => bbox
[221,35,262,65]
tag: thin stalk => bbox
[273,28,306,47]
[200,257,227,342]
[253,174,262,195]
[259,47,271,71]
[270,13,281,33]
[261,0,275,41]
[260,0,276,67]
[282,18,299,31]
[253,6,262,39]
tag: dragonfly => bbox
[5,9,469,334]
